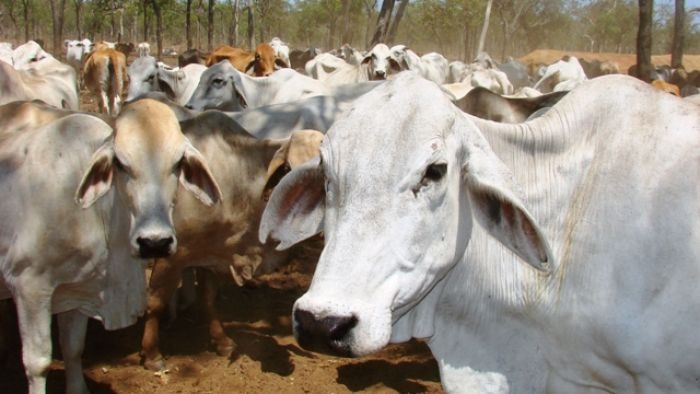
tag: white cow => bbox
[260,72,700,393]
[0,42,13,64]
[186,61,330,111]
[126,56,206,106]
[0,57,80,110]
[64,38,93,69]
[269,37,290,67]
[534,55,588,93]
[390,45,448,84]
[137,41,151,57]
[0,99,221,394]
[11,40,50,69]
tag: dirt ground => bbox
[0,242,443,394]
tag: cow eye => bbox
[146,75,155,82]
[113,157,131,177]
[414,162,447,196]
[212,78,226,87]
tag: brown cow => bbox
[205,43,287,76]
[83,47,128,115]
[139,111,323,371]
[651,79,680,96]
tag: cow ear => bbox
[361,55,372,65]
[461,131,553,272]
[274,58,289,69]
[75,143,115,208]
[179,142,222,206]
[259,158,325,250]
[244,59,256,74]
[230,76,248,109]
[389,58,402,72]
[64,39,70,49]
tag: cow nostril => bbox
[294,309,357,356]
[326,315,358,340]
[137,236,174,258]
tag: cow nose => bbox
[375,70,386,79]
[293,309,357,357]
[137,236,174,258]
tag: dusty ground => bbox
[0,243,443,394]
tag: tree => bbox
[73,0,83,39]
[637,0,654,82]
[48,0,66,54]
[671,0,685,68]
[227,0,240,46]
[386,0,408,44]
[186,0,193,49]
[477,0,492,55]
[369,0,395,46]
[207,0,214,51]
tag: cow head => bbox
[76,99,222,259]
[361,43,401,80]
[126,55,159,101]
[186,60,248,111]
[259,73,552,357]
[245,43,287,77]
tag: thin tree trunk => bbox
[247,5,254,50]
[228,0,239,46]
[184,0,192,48]
[671,0,685,68]
[21,0,30,43]
[340,0,352,44]
[369,0,395,47]
[49,0,67,54]
[74,0,83,39]
[142,1,150,42]
[386,0,407,44]
[477,0,493,55]
[637,0,654,82]
[150,0,163,60]
[207,0,214,51]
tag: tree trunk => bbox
[247,5,254,50]
[48,0,66,55]
[21,0,30,43]
[186,0,193,49]
[369,0,395,47]
[671,0,685,68]
[74,0,83,39]
[636,0,654,82]
[207,0,214,51]
[386,0,407,44]
[477,0,493,56]
[150,0,163,60]
[228,0,240,46]
[142,0,150,42]
[340,0,352,44]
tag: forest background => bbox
[0,0,698,65]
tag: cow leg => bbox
[13,284,53,394]
[200,269,235,357]
[57,310,89,394]
[99,91,110,115]
[141,259,184,371]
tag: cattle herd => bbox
[0,36,698,394]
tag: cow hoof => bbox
[141,354,167,371]
[213,338,235,357]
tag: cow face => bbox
[126,56,159,102]
[259,73,551,357]
[186,60,247,111]
[76,99,222,258]
[362,43,401,80]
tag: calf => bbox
[83,47,128,115]
[139,111,323,370]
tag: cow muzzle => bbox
[136,235,175,258]
[293,309,357,357]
